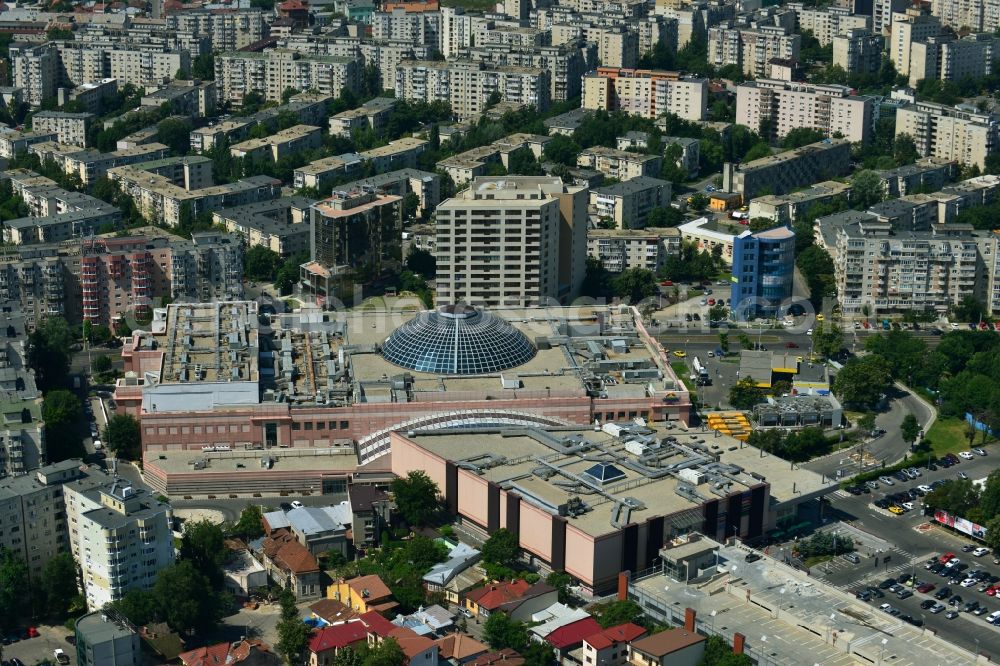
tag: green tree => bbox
[742,142,772,162]
[402,191,421,221]
[192,53,215,81]
[92,354,113,374]
[729,377,764,410]
[700,635,752,666]
[592,599,643,628]
[611,267,658,303]
[645,206,684,227]
[481,528,520,569]
[688,192,709,211]
[39,552,80,618]
[833,355,893,408]
[925,478,978,517]
[390,470,439,526]
[522,641,557,666]
[112,588,159,626]
[507,147,544,176]
[276,588,310,665]
[42,390,83,461]
[893,133,919,166]
[811,322,844,358]
[362,637,406,666]
[27,316,73,391]
[718,331,729,354]
[748,217,777,232]
[546,571,574,604]
[179,520,228,587]
[157,117,193,155]
[228,505,265,540]
[781,127,825,149]
[153,561,223,635]
[857,412,877,436]
[0,547,29,632]
[985,515,1000,554]
[864,330,927,383]
[244,246,283,282]
[405,248,436,279]
[103,413,142,460]
[901,413,921,448]
[851,169,885,209]
[483,611,529,650]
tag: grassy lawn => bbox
[804,554,833,568]
[925,417,983,456]
[671,362,695,391]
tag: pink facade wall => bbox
[518,501,553,562]
[389,432,448,492]
[564,525,596,584]
[457,471,489,528]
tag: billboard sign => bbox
[934,509,987,540]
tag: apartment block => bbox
[214,197,313,257]
[334,168,441,216]
[395,59,550,119]
[827,215,983,314]
[730,226,796,320]
[832,28,884,75]
[78,236,173,328]
[328,97,397,138]
[167,9,266,51]
[139,79,217,118]
[435,176,588,307]
[577,146,662,181]
[0,245,75,326]
[359,137,428,172]
[2,170,121,245]
[230,125,323,163]
[216,51,363,107]
[370,8,442,47]
[748,180,852,225]
[109,49,190,88]
[582,67,708,121]
[930,0,1000,33]
[56,78,118,115]
[735,80,873,144]
[0,130,58,159]
[453,41,593,102]
[31,111,97,148]
[437,133,551,185]
[75,610,141,666]
[10,43,57,108]
[40,143,170,186]
[873,0,908,34]
[908,33,1000,87]
[589,176,672,229]
[587,227,681,273]
[170,232,245,303]
[293,154,363,192]
[708,24,801,78]
[877,156,957,197]
[896,102,1000,170]
[108,157,281,228]
[592,26,639,69]
[65,479,173,609]
[0,461,112,581]
[722,139,851,199]
[790,4,871,45]
[891,7,941,77]
[189,93,331,152]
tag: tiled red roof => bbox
[179,642,230,666]
[359,610,395,637]
[263,532,319,575]
[545,618,603,650]
[584,623,647,650]
[386,627,436,659]
[465,579,531,610]
[434,632,488,660]
[308,622,368,654]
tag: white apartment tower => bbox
[832,28,884,75]
[890,7,941,76]
[435,176,588,307]
[735,80,873,144]
[896,102,1000,170]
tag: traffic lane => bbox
[862,587,1000,658]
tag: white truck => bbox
[54,648,70,664]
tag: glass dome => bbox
[380,305,537,375]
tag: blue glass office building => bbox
[730,226,795,320]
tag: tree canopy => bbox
[27,316,73,392]
[390,470,439,526]
[42,390,83,461]
[104,413,142,460]
[833,355,893,408]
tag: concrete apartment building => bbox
[65,479,173,609]
[877,156,957,197]
[453,41,594,102]
[139,79,217,118]
[215,197,314,258]
[577,147,662,181]
[293,154,363,192]
[333,169,441,217]
[735,80,873,144]
[832,28,884,75]
[907,33,1000,87]
[30,142,170,186]
[167,8,266,51]
[589,176,672,229]
[0,244,76,327]
[75,610,141,666]
[789,3,871,45]
[587,227,681,273]
[437,133,552,185]
[329,97,397,138]
[359,137,428,172]
[582,67,708,121]
[215,51,363,107]
[109,49,190,88]
[895,102,1000,170]
[708,24,801,78]
[170,232,244,304]
[304,189,403,303]
[394,59,551,119]
[0,461,110,580]
[189,93,332,152]
[730,226,796,320]
[891,7,941,78]
[2,170,121,246]
[10,43,57,107]
[824,215,983,314]
[748,180,852,225]
[57,78,118,115]
[435,176,587,307]
[0,130,58,159]
[31,111,96,148]
[0,311,44,478]
[108,156,282,228]
[79,236,173,328]
[722,139,851,199]
[230,125,324,163]
[930,0,1000,34]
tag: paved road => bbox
[805,454,1000,658]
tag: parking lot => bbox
[1,623,76,665]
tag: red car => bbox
[708,298,716,305]
[988,586,1000,596]
[917,583,935,593]
[26,626,38,638]
[862,321,871,329]
[785,342,799,348]
[940,552,956,563]
[980,321,990,330]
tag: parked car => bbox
[960,451,975,460]
[879,476,895,486]
[916,583,935,593]
[974,448,987,456]
[934,586,952,600]
[930,603,946,613]
[975,547,991,557]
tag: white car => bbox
[946,558,962,568]
[951,323,961,330]
[989,610,1000,623]
[699,299,708,306]
[902,502,914,511]
[92,439,102,450]
[879,476,895,486]
[879,603,894,613]
[806,328,814,335]
[960,451,975,460]
[961,578,978,588]
[707,351,715,357]
[918,484,933,493]
[974,547,991,557]
[290,500,304,509]
[974,448,987,456]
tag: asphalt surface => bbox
[804,454,1000,658]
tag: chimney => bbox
[733,633,746,655]
[684,608,696,632]
[617,571,630,601]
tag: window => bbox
[292,423,301,431]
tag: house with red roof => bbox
[308,622,369,666]
[433,632,489,664]
[543,617,602,659]
[180,638,280,666]
[257,531,322,599]
[463,579,557,620]
[369,626,438,664]
[581,623,647,666]
[327,574,399,615]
